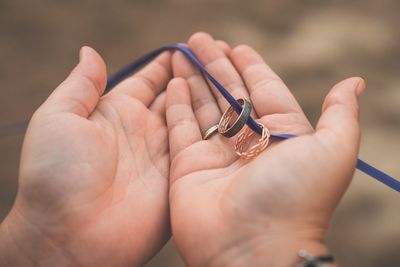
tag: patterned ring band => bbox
[234,122,270,160]
[218,99,252,138]
[202,124,219,140]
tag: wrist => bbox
[207,231,336,267]
[0,214,34,266]
[0,208,74,267]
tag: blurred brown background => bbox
[1,0,399,266]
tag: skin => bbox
[166,32,365,267]
[0,32,364,267]
[0,47,172,267]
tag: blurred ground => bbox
[0,0,399,266]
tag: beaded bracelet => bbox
[296,250,335,267]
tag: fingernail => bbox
[79,46,87,62]
[355,79,366,97]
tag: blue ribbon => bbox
[106,43,400,193]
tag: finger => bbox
[230,45,304,117]
[188,32,250,113]
[149,91,167,120]
[315,77,365,156]
[166,78,202,160]
[172,51,221,135]
[257,112,314,137]
[111,51,172,107]
[216,40,231,55]
[40,46,107,117]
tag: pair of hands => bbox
[0,32,364,267]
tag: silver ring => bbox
[202,124,219,140]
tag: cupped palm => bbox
[166,33,363,267]
[5,47,171,267]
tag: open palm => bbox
[166,33,364,267]
[4,47,171,267]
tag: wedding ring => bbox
[203,124,219,140]
[234,122,270,160]
[218,99,252,138]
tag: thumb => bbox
[315,77,365,158]
[40,46,107,117]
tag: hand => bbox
[0,47,171,267]
[166,33,364,267]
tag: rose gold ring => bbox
[202,124,219,140]
[234,122,270,160]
